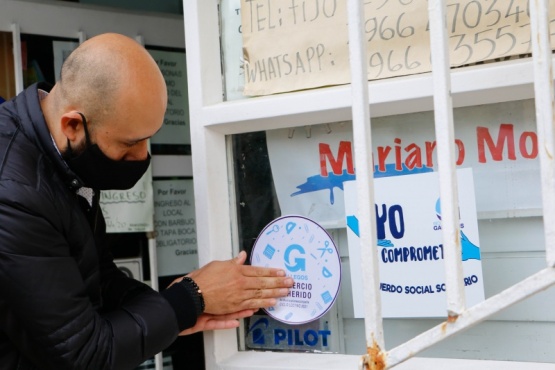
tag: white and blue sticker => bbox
[251,215,341,325]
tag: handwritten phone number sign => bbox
[241,0,555,96]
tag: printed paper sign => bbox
[251,215,341,324]
[345,169,485,317]
[99,168,154,233]
[266,122,354,226]
[266,100,541,226]
[153,179,198,276]
[147,49,190,146]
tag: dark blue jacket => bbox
[0,83,186,369]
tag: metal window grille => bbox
[347,0,555,369]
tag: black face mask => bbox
[64,112,151,190]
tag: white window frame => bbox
[185,0,555,369]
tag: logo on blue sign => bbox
[247,318,270,345]
[247,317,332,348]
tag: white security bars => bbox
[531,0,555,268]
[352,0,555,369]
[346,0,384,367]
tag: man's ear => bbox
[60,111,85,142]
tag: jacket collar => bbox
[21,82,85,191]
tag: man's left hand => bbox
[178,309,257,336]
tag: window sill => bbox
[220,352,554,370]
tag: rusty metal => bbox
[440,314,459,335]
[362,340,387,370]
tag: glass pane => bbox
[0,31,16,102]
[58,0,183,15]
[146,46,190,155]
[20,33,78,88]
[231,101,554,362]
[232,129,342,353]
[220,0,246,101]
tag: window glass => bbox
[146,46,190,155]
[20,33,79,88]
[220,0,245,101]
[232,100,554,362]
[232,131,341,353]
[59,0,183,15]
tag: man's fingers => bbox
[241,264,287,278]
[244,298,280,310]
[231,286,290,309]
[233,250,248,265]
[221,309,257,320]
[249,287,290,300]
[241,276,294,291]
[209,319,241,331]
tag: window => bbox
[185,0,555,369]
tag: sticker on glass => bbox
[250,215,341,325]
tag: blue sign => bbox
[246,315,332,351]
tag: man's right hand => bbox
[180,251,294,315]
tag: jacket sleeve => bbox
[0,182,180,370]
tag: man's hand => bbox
[185,251,294,315]
[178,309,257,336]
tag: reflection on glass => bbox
[233,129,340,354]
[20,34,78,88]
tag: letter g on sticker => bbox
[284,244,306,272]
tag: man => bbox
[0,33,293,369]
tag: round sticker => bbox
[250,215,341,325]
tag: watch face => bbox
[251,215,341,325]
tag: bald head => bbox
[41,33,168,165]
[56,33,167,126]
